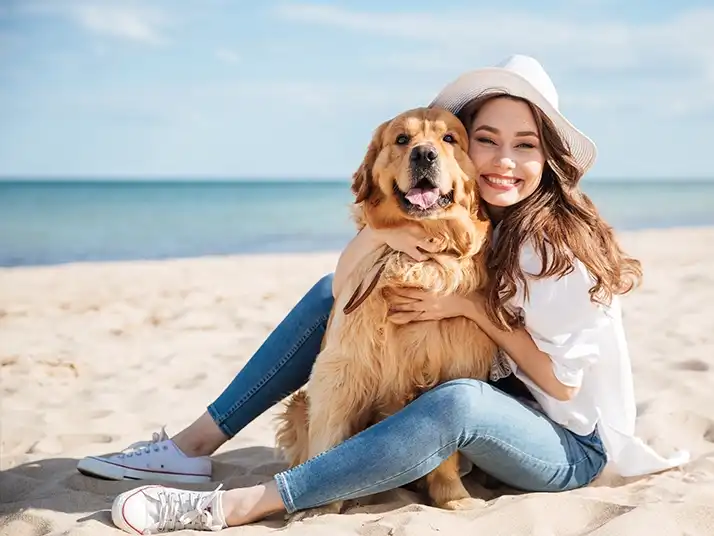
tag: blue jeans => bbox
[207,274,607,513]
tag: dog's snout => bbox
[410,144,438,166]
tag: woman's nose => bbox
[494,155,516,169]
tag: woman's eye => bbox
[396,134,410,145]
[443,134,455,143]
[476,137,495,145]
[517,143,536,149]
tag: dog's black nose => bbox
[410,144,438,166]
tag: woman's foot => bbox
[221,481,286,526]
[77,427,213,483]
[111,481,286,534]
[112,484,227,534]
[77,414,228,483]
[170,412,230,458]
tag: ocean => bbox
[1,179,713,267]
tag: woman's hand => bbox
[386,288,476,324]
[332,224,441,299]
[373,225,441,262]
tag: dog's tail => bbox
[274,390,311,468]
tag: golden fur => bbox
[275,107,497,515]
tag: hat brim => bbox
[429,68,597,174]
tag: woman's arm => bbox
[463,296,579,402]
[387,246,600,402]
[332,225,441,299]
[332,227,385,298]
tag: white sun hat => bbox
[429,54,597,174]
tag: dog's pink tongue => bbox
[405,187,439,209]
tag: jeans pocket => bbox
[573,429,607,462]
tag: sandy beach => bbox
[2,226,714,536]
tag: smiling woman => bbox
[464,97,546,209]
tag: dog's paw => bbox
[439,497,484,511]
[285,501,343,524]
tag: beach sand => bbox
[2,226,714,535]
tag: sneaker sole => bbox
[77,457,211,484]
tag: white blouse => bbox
[500,241,690,477]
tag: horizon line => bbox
[1,175,714,183]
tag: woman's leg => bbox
[77,274,335,482]
[111,379,607,533]
[271,378,606,514]
[171,271,337,455]
[186,272,336,452]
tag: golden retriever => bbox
[275,107,497,515]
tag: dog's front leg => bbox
[289,360,369,521]
[307,400,354,459]
[305,351,370,458]
[426,452,482,511]
[300,389,356,517]
[284,408,352,522]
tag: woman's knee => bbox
[311,273,334,300]
[302,273,335,310]
[423,379,495,431]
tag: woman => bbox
[98,55,689,534]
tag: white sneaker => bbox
[77,428,212,484]
[112,484,227,534]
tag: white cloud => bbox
[70,4,168,44]
[272,4,619,50]
[272,4,714,117]
[272,4,713,70]
[21,1,170,45]
[30,78,417,130]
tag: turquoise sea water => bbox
[1,179,713,267]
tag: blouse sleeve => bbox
[515,244,609,388]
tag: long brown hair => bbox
[458,93,643,330]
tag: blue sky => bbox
[1,0,713,180]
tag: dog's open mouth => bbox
[394,179,454,216]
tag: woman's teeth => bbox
[484,176,518,185]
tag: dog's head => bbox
[352,107,479,227]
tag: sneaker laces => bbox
[154,484,224,532]
[120,427,170,457]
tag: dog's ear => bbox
[352,120,389,204]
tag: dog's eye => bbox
[396,134,410,145]
[443,134,455,143]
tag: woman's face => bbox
[467,97,546,210]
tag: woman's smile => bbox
[480,173,523,191]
